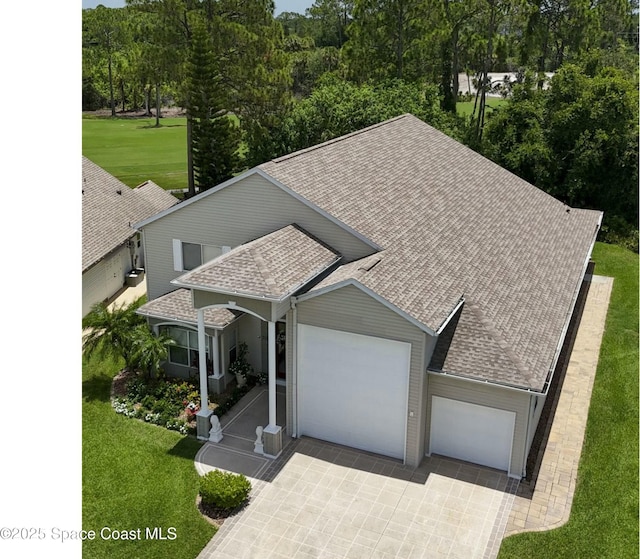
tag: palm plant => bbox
[82,296,146,370]
[129,325,176,378]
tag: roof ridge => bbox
[466,302,536,386]
[267,114,412,165]
[249,245,279,295]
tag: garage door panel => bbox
[297,324,410,460]
[430,396,514,472]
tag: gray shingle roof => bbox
[136,288,239,329]
[82,157,178,272]
[260,114,602,390]
[174,224,342,300]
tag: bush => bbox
[199,470,252,510]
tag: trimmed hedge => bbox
[200,470,252,510]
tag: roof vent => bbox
[116,189,122,195]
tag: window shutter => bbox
[172,239,183,271]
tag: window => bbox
[173,240,230,271]
[182,242,202,271]
[161,326,210,368]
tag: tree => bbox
[126,0,291,188]
[483,63,639,250]
[185,14,240,192]
[307,0,354,48]
[129,325,176,377]
[272,76,463,157]
[83,6,130,116]
[345,0,432,82]
[82,297,146,370]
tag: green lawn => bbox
[82,116,188,190]
[82,353,216,559]
[498,242,639,559]
[457,98,507,116]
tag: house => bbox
[82,157,178,316]
[134,114,601,478]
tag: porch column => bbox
[262,319,282,458]
[267,320,277,428]
[207,330,226,394]
[196,308,214,440]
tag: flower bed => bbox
[111,371,261,436]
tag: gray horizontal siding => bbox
[426,373,530,477]
[142,173,375,300]
[296,284,431,467]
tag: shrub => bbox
[199,470,252,510]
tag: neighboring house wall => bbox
[425,373,531,477]
[294,284,431,467]
[142,173,375,300]
[82,244,130,316]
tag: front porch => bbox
[196,384,289,479]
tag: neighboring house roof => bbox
[136,288,240,329]
[173,224,342,301]
[82,157,178,272]
[259,114,601,390]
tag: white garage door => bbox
[297,324,411,460]
[430,396,515,472]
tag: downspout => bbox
[522,394,535,478]
[291,296,298,438]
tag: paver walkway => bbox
[504,275,614,535]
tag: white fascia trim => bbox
[426,369,541,395]
[435,297,465,335]
[132,168,261,229]
[135,310,230,331]
[295,278,437,336]
[171,278,283,302]
[253,168,381,252]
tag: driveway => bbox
[196,430,517,559]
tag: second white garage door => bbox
[430,396,515,472]
[297,324,411,460]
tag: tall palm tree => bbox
[82,296,146,369]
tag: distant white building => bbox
[457,72,555,97]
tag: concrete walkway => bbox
[108,277,148,309]
[504,275,614,535]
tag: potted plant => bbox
[229,342,253,387]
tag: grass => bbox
[82,116,188,190]
[82,353,216,559]
[498,242,639,559]
[457,98,507,116]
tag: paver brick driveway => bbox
[196,438,518,559]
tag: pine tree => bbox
[185,14,240,194]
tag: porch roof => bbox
[172,224,342,301]
[136,288,241,329]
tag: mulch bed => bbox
[111,369,137,399]
[196,495,250,528]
